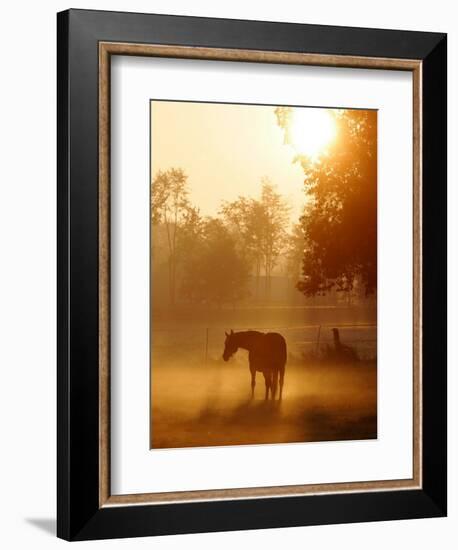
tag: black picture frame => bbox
[57,8,447,541]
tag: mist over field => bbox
[152,362,376,449]
[150,101,378,449]
[150,305,377,449]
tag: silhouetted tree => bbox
[220,196,263,298]
[151,168,196,305]
[175,205,204,263]
[180,219,249,306]
[221,179,290,300]
[259,179,290,298]
[276,108,377,296]
[284,222,306,292]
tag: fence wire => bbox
[152,323,377,362]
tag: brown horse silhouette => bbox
[222,330,287,400]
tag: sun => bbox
[290,108,336,159]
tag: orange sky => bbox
[150,100,306,222]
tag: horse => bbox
[222,330,287,400]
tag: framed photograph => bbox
[57,9,447,541]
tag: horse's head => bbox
[222,330,237,362]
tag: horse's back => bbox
[264,332,287,367]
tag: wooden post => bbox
[315,325,322,356]
[205,327,209,363]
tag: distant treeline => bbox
[151,171,300,307]
[152,108,377,308]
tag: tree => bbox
[276,108,377,296]
[221,179,290,300]
[220,196,263,298]
[151,168,196,305]
[284,222,306,290]
[258,179,290,298]
[180,219,249,306]
[175,205,204,264]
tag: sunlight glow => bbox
[290,108,336,159]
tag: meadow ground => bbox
[151,357,377,449]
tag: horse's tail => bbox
[280,336,287,366]
[268,332,287,364]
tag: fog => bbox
[151,357,376,449]
[150,102,377,449]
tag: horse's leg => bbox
[263,372,270,400]
[250,367,256,399]
[279,367,285,400]
[271,369,278,400]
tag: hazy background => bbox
[150,100,377,449]
[151,100,305,219]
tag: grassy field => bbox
[150,355,377,449]
[150,304,377,449]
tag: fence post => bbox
[205,327,209,363]
[315,325,322,356]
